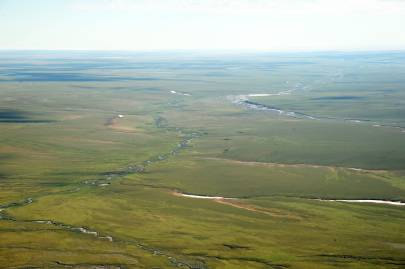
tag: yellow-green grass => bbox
[131,157,405,200]
[6,184,405,269]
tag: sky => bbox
[0,0,405,51]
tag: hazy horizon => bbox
[1,0,405,51]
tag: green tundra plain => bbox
[0,51,405,269]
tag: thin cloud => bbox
[70,0,405,15]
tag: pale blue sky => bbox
[0,0,404,51]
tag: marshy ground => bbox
[1,51,405,269]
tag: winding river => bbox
[229,85,405,133]
[174,192,405,207]
[316,199,405,206]
[0,116,208,269]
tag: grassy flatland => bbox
[153,98,405,170]
[7,183,405,269]
[132,157,405,199]
[1,51,405,269]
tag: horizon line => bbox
[1,48,404,54]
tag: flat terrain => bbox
[0,51,405,269]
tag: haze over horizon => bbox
[1,0,405,52]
